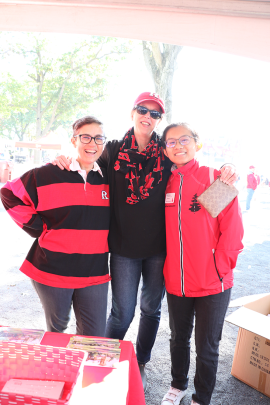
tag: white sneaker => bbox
[161,387,187,405]
[191,401,200,405]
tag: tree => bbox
[189,193,201,213]
[0,74,36,140]
[0,112,34,141]
[142,42,183,124]
[0,33,130,144]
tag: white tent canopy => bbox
[0,0,270,61]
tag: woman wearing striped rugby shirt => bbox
[0,116,110,337]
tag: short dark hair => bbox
[161,122,200,145]
[72,116,103,137]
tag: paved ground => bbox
[0,172,270,405]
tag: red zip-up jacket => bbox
[164,159,244,297]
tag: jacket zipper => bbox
[178,173,185,297]
[212,249,224,292]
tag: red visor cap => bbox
[133,92,165,114]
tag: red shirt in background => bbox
[247,172,258,190]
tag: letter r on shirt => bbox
[102,191,109,200]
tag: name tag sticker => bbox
[165,193,175,204]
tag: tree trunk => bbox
[34,49,44,165]
[42,82,66,138]
[142,42,183,125]
[35,75,43,140]
[34,78,42,165]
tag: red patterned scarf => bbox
[114,127,166,204]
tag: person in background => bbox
[255,172,260,187]
[53,92,238,391]
[0,116,110,337]
[246,165,258,210]
[161,123,244,405]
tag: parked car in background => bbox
[0,152,10,161]
[14,152,27,163]
[42,153,51,164]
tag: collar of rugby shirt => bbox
[69,157,103,182]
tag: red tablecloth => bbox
[41,332,145,405]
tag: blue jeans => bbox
[167,289,231,405]
[105,252,166,364]
[246,188,255,210]
[31,280,108,337]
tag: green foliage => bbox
[0,32,131,140]
[0,73,36,140]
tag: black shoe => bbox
[138,363,147,392]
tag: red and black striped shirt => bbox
[0,164,110,288]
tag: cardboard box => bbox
[226,294,270,398]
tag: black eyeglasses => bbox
[165,135,195,148]
[134,105,162,120]
[73,134,106,145]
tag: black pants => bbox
[167,289,231,405]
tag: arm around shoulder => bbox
[51,155,72,170]
[97,143,110,168]
[97,140,121,169]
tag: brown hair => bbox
[72,116,103,137]
[161,122,200,145]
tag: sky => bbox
[1,33,270,176]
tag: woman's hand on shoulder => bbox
[52,155,72,171]
[220,164,238,185]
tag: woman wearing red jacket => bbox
[161,123,244,405]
